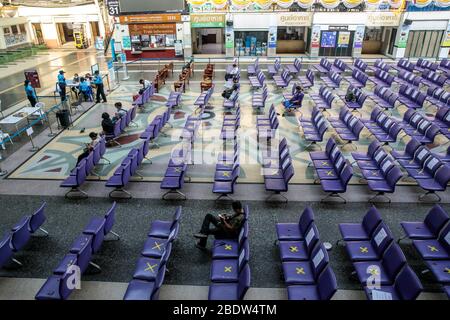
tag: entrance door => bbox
[32,23,45,45]
[192,28,224,54]
[405,30,444,58]
[387,28,397,56]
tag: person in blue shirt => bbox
[283,85,304,115]
[93,70,107,103]
[77,77,91,103]
[57,70,67,102]
[24,80,37,107]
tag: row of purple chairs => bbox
[367,59,391,73]
[256,104,279,141]
[313,58,332,73]
[249,70,265,90]
[165,91,182,109]
[276,207,337,300]
[331,58,349,73]
[132,84,154,111]
[247,57,259,76]
[123,207,181,300]
[252,84,268,110]
[426,86,450,108]
[344,69,368,89]
[368,69,395,88]
[341,86,368,112]
[415,58,439,73]
[392,58,415,73]
[36,202,118,300]
[363,106,403,145]
[274,69,293,89]
[394,70,422,88]
[194,85,214,107]
[394,139,450,202]
[309,138,353,203]
[400,109,440,144]
[223,88,240,109]
[398,84,427,110]
[140,106,172,147]
[298,69,314,89]
[399,205,450,299]
[286,58,302,75]
[438,58,450,75]
[209,218,250,300]
[262,138,294,202]
[221,105,241,140]
[61,136,109,198]
[105,106,138,147]
[300,106,328,145]
[310,85,335,112]
[268,58,281,78]
[321,71,343,89]
[426,106,450,139]
[213,141,240,201]
[338,206,423,300]
[353,140,403,202]
[348,58,368,73]
[105,140,151,199]
[0,202,47,269]
[329,107,365,147]
[370,85,398,110]
[421,69,448,89]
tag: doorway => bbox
[90,21,100,38]
[192,28,224,54]
[32,23,45,45]
[405,30,444,58]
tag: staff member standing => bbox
[24,80,37,107]
[57,70,67,102]
[93,70,107,103]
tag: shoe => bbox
[193,233,207,239]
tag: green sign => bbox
[191,21,224,28]
[397,24,410,49]
[191,14,225,29]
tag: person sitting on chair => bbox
[193,201,245,250]
[225,63,239,81]
[76,132,99,165]
[78,77,91,103]
[71,73,80,98]
[345,88,357,103]
[112,102,127,122]
[139,79,152,89]
[101,112,115,135]
[283,85,304,114]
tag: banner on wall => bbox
[225,25,234,48]
[354,25,365,49]
[337,31,350,48]
[311,25,321,48]
[442,23,450,47]
[321,31,337,48]
[268,26,278,48]
[397,24,410,48]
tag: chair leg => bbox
[215,193,234,202]
[266,192,288,203]
[89,261,102,272]
[144,156,153,164]
[65,188,88,199]
[162,189,187,201]
[135,171,144,180]
[321,192,347,204]
[109,188,132,199]
[32,227,49,237]
[397,235,407,244]
[369,192,391,204]
[90,170,101,180]
[100,156,111,165]
[12,258,23,266]
[418,191,441,203]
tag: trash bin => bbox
[56,109,70,128]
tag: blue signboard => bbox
[321,31,337,48]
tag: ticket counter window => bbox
[277,27,306,54]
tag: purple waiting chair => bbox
[148,207,182,239]
[287,266,337,300]
[338,206,382,244]
[412,222,450,260]
[275,207,315,244]
[208,264,250,300]
[210,239,249,283]
[278,224,320,262]
[399,205,449,242]
[35,267,77,300]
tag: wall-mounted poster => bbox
[354,25,365,49]
[311,25,321,48]
[337,31,350,48]
[122,36,131,50]
[321,31,337,48]
[268,26,277,49]
[397,24,410,48]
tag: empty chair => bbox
[338,206,382,242]
[210,239,249,283]
[364,266,423,300]
[298,69,314,89]
[287,266,337,300]
[148,207,182,239]
[276,207,315,242]
[278,224,320,262]
[400,205,449,241]
[412,223,450,260]
[208,264,250,300]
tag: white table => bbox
[0,105,44,133]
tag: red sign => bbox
[24,69,41,88]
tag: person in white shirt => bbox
[139,79,151,89]
[225,64,239,81]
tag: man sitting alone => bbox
[112,102,127,122]
[193,201,245,250]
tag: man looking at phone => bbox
[193,201,245,250]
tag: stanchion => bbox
[122,61,130,81]
[26,127,39,152]
[0,150,7,176]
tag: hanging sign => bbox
[106,0,120,16]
